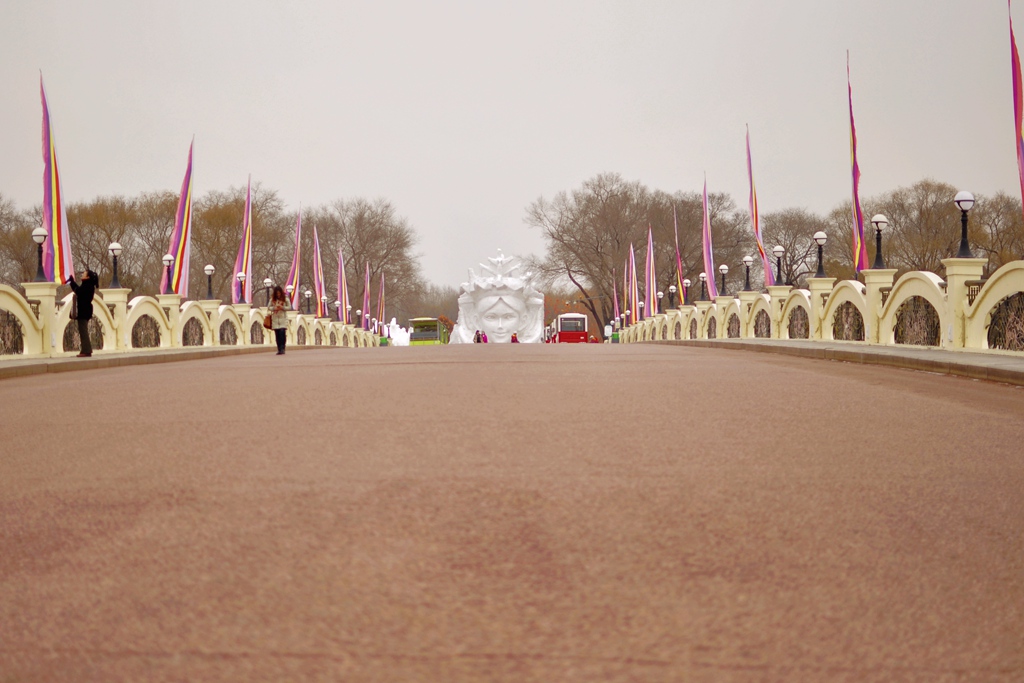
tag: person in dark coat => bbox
[67,269,98,357]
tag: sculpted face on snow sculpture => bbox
[449,252,545,344]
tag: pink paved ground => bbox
[1,344,1022,682]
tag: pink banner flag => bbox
[628,243,640,322]
[622,254,630,321]
[376,271,386,333]
[232,176,253,304]
[746,127,774,286]
[673,205,687,305]
[338,248,350,324]
[285,210,302,310]
[1011,1,1024,220]
[39,76,74,284]
[702,177,719,298]
[162,140,194,297]
[848,52,870,272]
[612,275,620,322]
[645,226,657,316]
[362,262,371,330]
[312,224,326,317]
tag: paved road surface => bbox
[2,344,1022,682]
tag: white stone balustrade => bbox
[620,259,1024,354]
[0,281,379,357]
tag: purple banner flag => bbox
[746,127,774,286]
[673,206,686,305]
[376,271,386,333]
[162,141,194,297]
[1011,1,1024,219]
[645,226,657,316]
[312,224,326,317]
[285,210,302,310]
[232,176,253,304]
[40,76,74,284]
[628,244,640,322]
[338,248,350,324]
[848,52,870,272]
[702,177,719,298]
[362,262,371,330]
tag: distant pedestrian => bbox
[67,269,97,357]
[511,332,519,343]
[270,285,290,355]
[480,331,488,343]
[473,330,482,343]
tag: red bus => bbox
[550,313,588,343]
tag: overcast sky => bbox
[1,0,1019,286]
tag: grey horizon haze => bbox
[0,0,1019,288]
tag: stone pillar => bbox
[694,300,713,338]
[155,294,182,347]
[941,257,987,349]
[736,290,759,338]
[766,285,792,339]
[714,295,734,338]
[198,300,221,347]
[21,281,59,355]
[233,303,252,346]
[286,310,299,345]
[677,305,695,340]
[806,278,836,341]
[861,269,896,344]
[99,287,132,350]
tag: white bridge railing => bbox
[621,258,1024,354]
[0,282,379,357]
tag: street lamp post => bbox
[954,191,975,258]
[304,289,312,315]
[682,278,691,305]
[204,264,215,299]
[334,300,341,322]
[772,245,785,286]
[813,231,828,278]
[236,272,247,304]
[718,264,729,295]
[624,309,631,327]
[698,272,707,301]
[320,296,328,318]
[346,304,352,325]
[668,284,677,309]
[263,278,273,305]
[638,301,644,320]
[162,254,174,294]
[108,242,123,288]
[657,291,664,314]
[32,228,48,282]
[742,255,753,291]
[871,215,888,269]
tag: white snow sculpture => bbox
[449,251,545,344]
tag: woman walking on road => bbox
[269,286,290,355]
[67,269,97,357]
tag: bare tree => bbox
[760,208,826,287]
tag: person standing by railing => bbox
[269,285,290,355]
[66,269,97,358]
